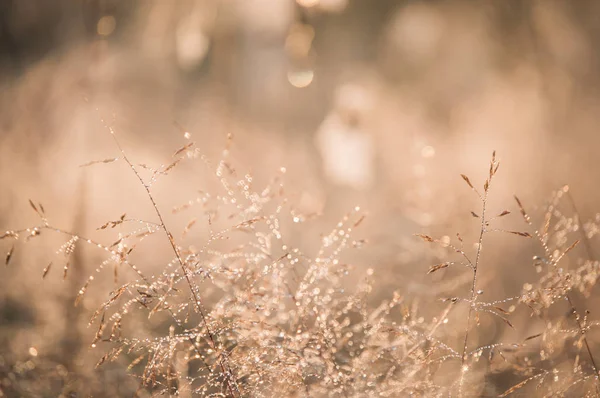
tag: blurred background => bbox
[2,0,600,396]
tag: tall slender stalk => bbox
[108,126,239,397]
[458,153,496,397]
[564,189,600,394]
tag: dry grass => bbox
[2,129,600,397]
[3,2,600,397]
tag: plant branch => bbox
[107,126,239,397]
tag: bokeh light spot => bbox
[97,16,116,37]
[288,69,314,88]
